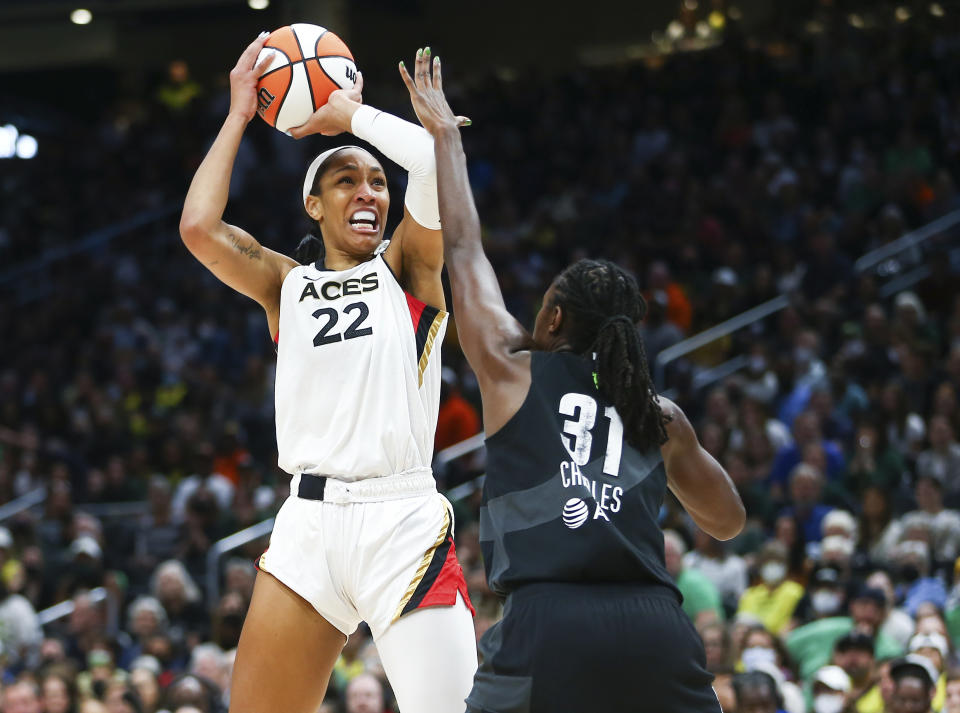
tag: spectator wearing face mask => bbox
[811,665,851,713]
[737,626,804,713]
[795,566,847,623]
[892,540,947,618]
[737,541,805,635]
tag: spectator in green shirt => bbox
[786,587,904,681]
[664,530,725,624]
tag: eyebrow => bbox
[332,163,384,174]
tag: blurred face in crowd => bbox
[741,628,778,670]
[345,673,384,713]
[736,682,778,713]
[891,676,933,713]
[793,411,820,446]
[850,598,884,635]
[41,676,71,713]
[933,383,957,418]
[157,569,188,605]
[700,624,728,670]
[133,606,162,639]
[834,647,874,686]
[929,416,954,450]
[866,572,895,610]
[663,535,684,578]
[862,487,889,522]
[915,477,943,513]
[130,669,160,712]
[945,679,960,713]
[916,614,947,638]
[3,682,41,713]
[774,515,797,549]
[789,468,822,509]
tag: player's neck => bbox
[322,246,370,271]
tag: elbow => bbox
[711,501,747,542]
[179,214,210,247]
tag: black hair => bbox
[732,671,782,708]
[551,259,669,450]
[294,232,325,265]
[892,663,936,694]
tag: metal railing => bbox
[0,486,46,523]
[205,517,275,608]
[653,207,960,390]
[0,205,179,287]
[37,586,107,627]
[653,295,788,387]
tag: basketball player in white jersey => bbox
[179,35,476,713]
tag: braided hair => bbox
[551,259,670,450]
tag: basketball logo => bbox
[562,498,590,529]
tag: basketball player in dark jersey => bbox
[400,50,746,712]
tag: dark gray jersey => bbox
[480,351,679,598]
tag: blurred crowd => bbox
[3,3,960,713]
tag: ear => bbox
[304,195,324,223]
[548,303,564,335]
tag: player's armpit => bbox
[385,207,445,311]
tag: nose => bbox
[354,181,376,203]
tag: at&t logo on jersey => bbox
[562,498,590,529]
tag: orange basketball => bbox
[255,24,357,134]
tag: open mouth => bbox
[348,209,379,235]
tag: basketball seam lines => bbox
[258,56,354,83]
[317,62,346,92]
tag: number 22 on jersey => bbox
[558,393,624,476]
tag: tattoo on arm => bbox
[228,232,262,260]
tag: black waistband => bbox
[507,580,680,605]
[298,475,327,501]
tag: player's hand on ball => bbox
[229,32,273,123]
[399,47,470,135]
[288,73,364,139]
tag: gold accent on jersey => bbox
[417,311,446,387]
[392,504,451,623]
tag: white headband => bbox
[301,145,363,209]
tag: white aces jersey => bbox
[274,253,447,481]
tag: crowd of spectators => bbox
[3,3,960,712]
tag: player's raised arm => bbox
[179,32,297,325]
[398,49,531,394]
[659,397,746,540]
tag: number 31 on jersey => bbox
[558,393,624,476]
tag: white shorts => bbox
[258,471,474,640]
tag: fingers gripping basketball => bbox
[255,24,358,133]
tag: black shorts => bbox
[465,582,721,713]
